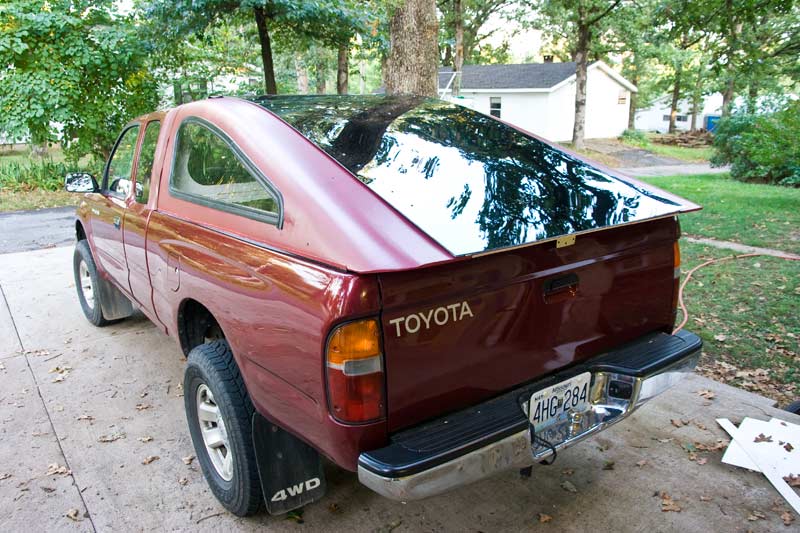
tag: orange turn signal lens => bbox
[673,241,681,269]
[326,318,385,423]
[327,319,381,365]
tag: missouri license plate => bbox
[529,372,591,432]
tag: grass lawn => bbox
[679,242,798,406]
[645,143,713,162]
[643,173,800,406]
[640,173,800,255]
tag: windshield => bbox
[254,95,685,256]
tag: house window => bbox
[676,115,688,122]
[489,97,501,118]
[618,91,627,105]
[662,115,671,121]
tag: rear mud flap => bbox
[252,412,326,515]
[96,275,133,320]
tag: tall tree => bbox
[142,0,367,94]
[384,0,439,96]
[529,0,626,149]
[438,0,513,65]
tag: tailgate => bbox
[379,217,679,431]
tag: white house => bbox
[438,61,637,142]
[635,93,723,132]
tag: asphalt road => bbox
[0,206,75,254]
[1,245,798,532]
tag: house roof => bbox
[438,61,637,93]
[439,63,578,90]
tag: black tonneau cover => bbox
[253,95,698,256]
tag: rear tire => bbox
[184,340,263,516]
[73,240,110,327]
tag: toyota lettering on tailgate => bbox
[388,301,474,337]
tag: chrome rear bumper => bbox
[358,333,700,501]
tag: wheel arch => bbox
[177,298,227,357]
[76,220,87,241]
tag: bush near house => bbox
[711,101,800,186]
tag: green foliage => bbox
[711,102,800,186]
[0,0,159,160]
[0,159,71,192]
[619,129,649,147]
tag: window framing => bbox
[133,119,161,205]
[102,123,141,200]
[167,116,284,228]
[489,96,502,118]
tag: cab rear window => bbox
[170,119,280,223]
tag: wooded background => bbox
[0,0,798,162]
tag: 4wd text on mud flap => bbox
[271,478,322,502]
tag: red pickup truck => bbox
[66,95,702,516]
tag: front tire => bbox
[73,240,110,327]
[184,340,263,516]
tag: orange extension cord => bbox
[673,252,800,334]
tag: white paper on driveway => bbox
[717,417,800,513]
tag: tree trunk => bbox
[747,83,758,114]
[668,64,682,134]
[722,77,735,117]
[315,59,326,94]
[627,72,638,130]
[337,44,349,95]
[571,22,590,150]
[384,0,439,97]
[690,70,702,131]
[452,0,464,97]
[360,59,367,94]
[295,54,308,94]
[254,7,277,95]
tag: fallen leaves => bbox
[137,436,154,443]
[76,414,94,422]
[538,513,553,523]
[753,433,773,443]
[602,460,615,471]
[560,480,578,493]
[697,389,715,400]
[0,473,11,481]
[142,455,160,465]
[699,495,712,502]
[671,419,689,428]
[784,442,794,452]
[49,365,72,383]
[713,334,727,342]
[46,464,70,476]
[98,433,125,443]
[178,477,188,486]
[561,468,574,476]
[182,455,195,466]
[66,509,80,522]
[659,492,682,513]
[135,403,152,411]
[784,474,800,487]
[747,510,766,521]
[635,460,648,468]
[782,510,795,526]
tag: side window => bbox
[490,97,502,118]
[105,125,140,198]
[135,121,161,204]
[170,120,279,220]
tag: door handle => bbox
[113,216,121,229]
[543,273,579,303]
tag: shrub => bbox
[619,128,651,147]
[0,159,72,192]
[711,101,800,186]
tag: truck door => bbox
[123,120,163,319]
[92,124,139,294]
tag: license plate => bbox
[529,372,591,432]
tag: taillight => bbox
[325,318,385,423]
[671,240,681,324]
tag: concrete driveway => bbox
[1,245,797,532]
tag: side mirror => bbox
[65,172,99,193]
